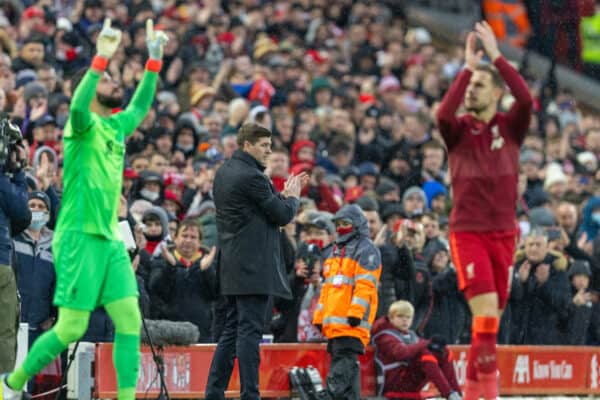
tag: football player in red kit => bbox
[436,21,533,400]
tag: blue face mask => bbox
[592,213,600,225]
[30,211,49,231]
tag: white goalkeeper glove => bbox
[145,19,169,60]
[96,18,122,59]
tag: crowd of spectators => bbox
[2,0,600,359]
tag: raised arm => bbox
[113,20,167,136]
[70,19,122,134]
[475,21,532,143]
[436,32,481,149]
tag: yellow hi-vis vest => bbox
[582,12,600,64]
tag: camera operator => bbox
[271,213,335,342]
[0,117,32,373]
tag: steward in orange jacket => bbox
[313,204,382,399]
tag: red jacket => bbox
[372,316,430,393]
[436,56,532,232]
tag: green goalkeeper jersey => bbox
[56,68,158,240]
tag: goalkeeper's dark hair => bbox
[70,67,89,96]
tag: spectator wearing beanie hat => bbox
[544,163,568,203]
[358,161,379,191]
[376,179,401,204]
[15,69,36,89]
[422,181,449,215]
[310,77,333,107]
[290,140,316,169]
[562,260,599,345]
[402,186,427,218]
[13,190,55,350]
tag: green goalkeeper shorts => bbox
[53,230,138,311]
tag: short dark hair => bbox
[475,64,504,88]
[236,123,271,147]
[23,35,45,47]
[176,218,203,239]
[70,67,88,95]
[328,138,352,156]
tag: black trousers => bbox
[326,338,362,400]
[205,294,269,400]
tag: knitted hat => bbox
[422,181,448,209]
[569,259,592,278]
[544,163,567,190]
[29,190,50,210]
[24,81,48,102]
[528,206,556,228]
[402,186,427,205]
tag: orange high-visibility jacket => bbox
[313,205,382,347]
[483,0,531,48]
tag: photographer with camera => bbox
[372,300,462,400]
[0,116,32,373]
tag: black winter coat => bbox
[508,251,571,345]
[559,287,600,345]
[422,267,469,344]
[213,150,299,299]
[148,252,218,343]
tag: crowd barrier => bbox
[93,343,600,399]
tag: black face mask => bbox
[143,232,163,242]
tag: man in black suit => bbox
[206,123,306,400]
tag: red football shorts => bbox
[449,230,517,309]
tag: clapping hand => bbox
[534,263,550,285]
[96,19,122,58]
[464,32,484,71]
[146,19,169,60]
[200,246,217,270]
[474,21,501,62]
[283,172,308,198]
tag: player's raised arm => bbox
[70,19,122,134]
[114,19,168,136]
[436,32,483,147]
[475,21,532,141]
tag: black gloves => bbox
[427,334,448,354]
[314,323,322,332]
[347,317,361,327]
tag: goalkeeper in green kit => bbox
[1,19,168,400]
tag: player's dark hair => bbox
[236,122,271,147]
[475,64,504,88]
[70,67,88,95]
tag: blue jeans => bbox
[205,295,269,400]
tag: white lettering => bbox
[513,355,530,384]
[453,351,467,386]
[591,354,598,389]
[533,360,573,380]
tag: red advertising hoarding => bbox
[95,344,600,398]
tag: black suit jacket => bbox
[213,150,299,299]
